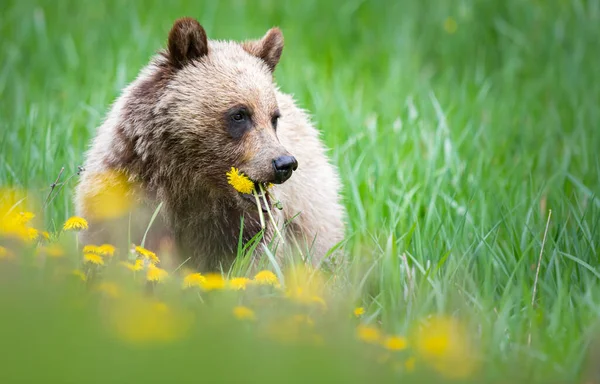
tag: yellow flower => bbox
[98,244,116,257]
[63,216,88,231]
[226,167,254,194]
[405,356,416,372]
[147,264,168,283]
[253,270,279,286]
[356,324,381,344]
[84,253,104,265]
[228,277,251,290]
[121,259,143,272]
[17,212,35,225]
[200,273,226,291]
[354,307,365,317]
[233,306,256,321]
[80,170,137,220]
[95,282,120,298]
[443,17,458,34]
[135,245,160,264]
[25,227,39,241]
[72,269,87,282]
[183,273,206,288]
[0,246,15,261]
[83,244,100,254]
[106,295,192,345]
[383,335,408,351]
[413,315,478,379]
[38,244,66,258]
[40,231,50,240]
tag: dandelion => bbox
[71,269,87,282]
[183,272,206,288]
[443,17,458,34]
[0,246,15,261]
[25,227,39,241]
[413,315,478,379]
[62,216,88,231]
[38,244,66,258]
[226,167,254,194]
[81,170,137,220]
[83,244,101,254]
[95,282,120,298]
[17,212,35,225]
[135,245,160,264]
[229,277,251,290]
[84,253,104,265]
[405,357,416,372]
[106,295,192,344]
[233,306,256,321]
[121,259,143,272]
[40,231,50,241]
[200,273,226,291]
[356,324,381,344]
[354,307,365,317]
[147,264,168,283]
[384,335,408,351]
[98,244,116,257]
[253,270,279,286]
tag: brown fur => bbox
[74,18,345,272]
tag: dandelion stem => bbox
[259,184,285,244]
[252,190,265,229]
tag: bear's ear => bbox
[242,27,284,72]
[167,17,208,69]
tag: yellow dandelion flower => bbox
[233,306,256,321]
[147,264,168,283]
[80,170,137,220]
[253,270,279,286]
[354,307,365,317]
[63,216,88,231]
[200,273,226,291]
[135,245,160,264]
[356,324,381,344]
[405,356,416,372]
[17,212,35,225]
[121,259,143,272]
[183,273,206,288]
[40,231,50,240]
[95,282,120,298]
[228,277,251,290]
[383,335,408,351]
[414,315,478,379]
[0,246,15,261]
[84,253,104,265]
[226,167,254,194]
[98,244,116,257]
[71,269,87,282]
[83,244,100,254]
[443,17,458,34]
[38,244,66,258]
[25,227,39,241]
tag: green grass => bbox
[1,0,600,382]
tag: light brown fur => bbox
[74,18,345,272]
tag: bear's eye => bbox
[271,112,281,130]
[232,111,246,122]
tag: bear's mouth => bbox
[240,181,272,213]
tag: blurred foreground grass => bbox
[1,0,600,382]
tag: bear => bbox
[74,17,345,272]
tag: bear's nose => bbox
[272,155,298,184]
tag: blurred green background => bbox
[1,0,600,382]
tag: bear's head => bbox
[132,17,298,212]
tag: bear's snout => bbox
[272,155,298,184]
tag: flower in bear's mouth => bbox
[226,167,284,244]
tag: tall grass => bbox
[1,0,599,382]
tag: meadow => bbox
[1,0,600,382]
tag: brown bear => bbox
[74,17,345,272]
